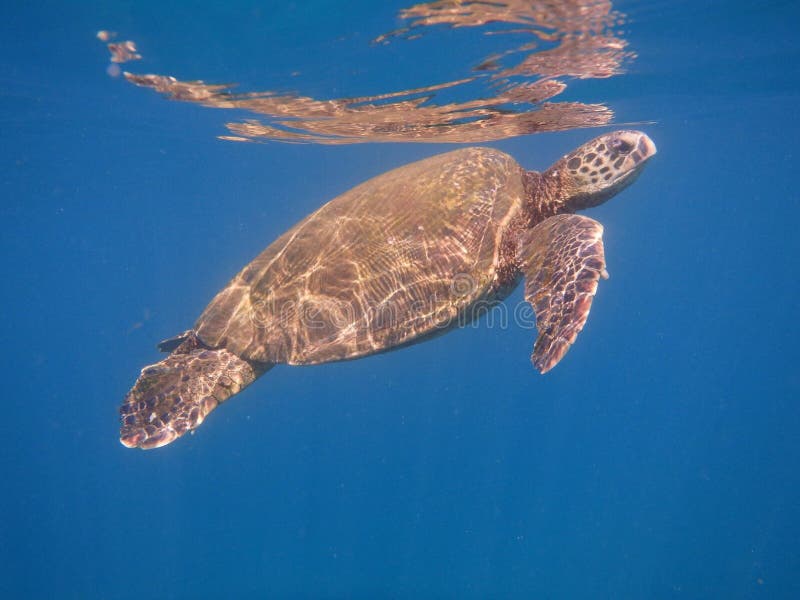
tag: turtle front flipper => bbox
[517,214,608,373]
[119,333,271,449]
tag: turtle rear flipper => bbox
[517,214,607,374]
[119,343,270,449]
[157,330,194,353]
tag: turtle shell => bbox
[195,147,527,364]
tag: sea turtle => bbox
[120,130,656,449]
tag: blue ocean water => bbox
[1,1,798,598]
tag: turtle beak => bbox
[612,130,657,187]
[614,130,657,167]
[636,132,657,162]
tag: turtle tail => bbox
[119,333,270,449]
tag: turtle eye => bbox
[610,138,633,154]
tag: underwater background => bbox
[1,1,799,597]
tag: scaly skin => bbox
[120,333,270,449]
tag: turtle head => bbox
[545,130,656,212]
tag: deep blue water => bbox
[2,1,799,598]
